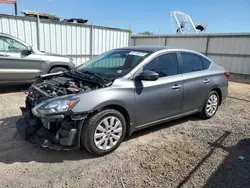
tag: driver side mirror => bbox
[22,46,33,55]
[136,70,159,81]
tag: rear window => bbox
[201,56,211,69]
[180,52,203,74]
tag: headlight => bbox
[32,98,79,117]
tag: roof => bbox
[117,46,171,52]
[117,45,209,58]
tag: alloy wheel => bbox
[94,116,123,150]
[206,94,218,116]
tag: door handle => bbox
[203,79,210,84]
[172,84,181,90]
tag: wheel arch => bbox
[211,87,222,105]
[48,64,70,73]
[89,103,133,136]
[103,104,131,136]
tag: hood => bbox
[33,48,70,59]
[33,49,72,63]
[42,51,71,58]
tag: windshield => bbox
[76,49,151,78]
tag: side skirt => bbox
[134,109,198,131]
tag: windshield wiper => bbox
[75,69,112,83]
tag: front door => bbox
[0,36,41,82]
[134,52,183,127]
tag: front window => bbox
[144,53,178,77]
[76,50,151,78]
[0,36,27,52]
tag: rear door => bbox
[0,36,41,82]
[134,52,183,127]
[179,52,212,113]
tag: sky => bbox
[0,0,249,34]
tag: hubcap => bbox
[94,116,123,150]
[206,94,218,116]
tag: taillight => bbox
[224,72,230,80]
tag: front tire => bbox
[199,91,219,119]
[81,109,126,156]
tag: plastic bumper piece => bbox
[16,117,80,151]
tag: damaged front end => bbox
[17,111,86,151]
[17,71,105,151]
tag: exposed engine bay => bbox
[27,71,104,107]
[18,71,110,150]
[34,73,101,96]
[37,76,100,96]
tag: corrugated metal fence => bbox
[0,14,130,65]
[130,33,250,75]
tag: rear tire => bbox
[199,91,219,119]
[81,109,126,156]
[49,67,67,73]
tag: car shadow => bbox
[0,83,31,94]
[176,131,250,188]
[203,138,250,188]
[0,114,201,164]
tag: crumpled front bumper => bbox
[17,107,85,151]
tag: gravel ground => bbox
[0,82,249,188]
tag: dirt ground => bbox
[0,82,249,188]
